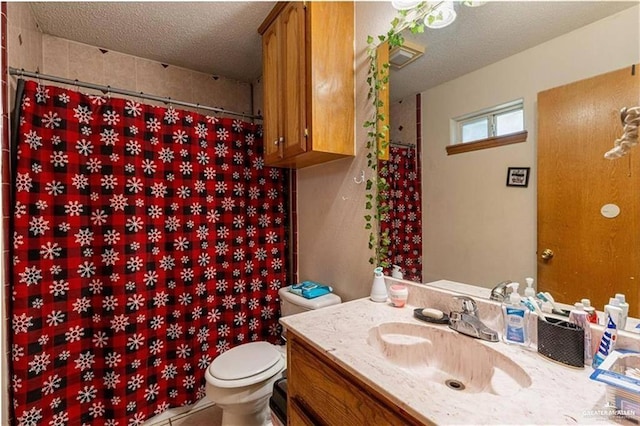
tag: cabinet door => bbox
[288,335,421,425]
[262,19,282,164]
[280,2,307,159]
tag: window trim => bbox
[446,130,528,155]
[453,99,525,145]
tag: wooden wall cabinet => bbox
[287,332,426,425]
[258,2,355,169]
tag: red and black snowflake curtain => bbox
[10,80,288,426]
[379,146,422,282]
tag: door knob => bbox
[541,249,554,260]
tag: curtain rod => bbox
[9,67,262,121]
[390,141,416,148]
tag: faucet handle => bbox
[453,295,478,316]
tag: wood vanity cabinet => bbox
[258,2,355,169]
[287,332,426,426]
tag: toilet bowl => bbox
[204,341,286,426]
[205,286,341,425]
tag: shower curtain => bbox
[10,80,288,426]
[379,146,422,282]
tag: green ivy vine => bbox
[363,2,439,268]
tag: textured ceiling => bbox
[391,1,638,101]
[29,1,638,93]
[29,2,277,83]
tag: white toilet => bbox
[204,285,342,426]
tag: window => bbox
[446,99,527,155]
[456,99,524,144]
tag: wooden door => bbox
[261,19,282,164]
[537,66,640,316]
[280,2,307,159]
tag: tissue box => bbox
[537,317,584,368]
[590,349,640,422]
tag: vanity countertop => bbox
[280,294,615,425]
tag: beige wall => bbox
[422,5,640,289]
[297,2,396,301]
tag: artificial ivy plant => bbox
[363,2,441,268]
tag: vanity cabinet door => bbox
[287,333,425,426]
[258,2,355,169]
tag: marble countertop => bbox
[280,287,620,425]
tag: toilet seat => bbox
[206,342,285,388]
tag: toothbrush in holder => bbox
[537,292,570,317]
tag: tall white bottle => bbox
[370,267,388,303]
[524,277,536,298]
[615,293,629,330]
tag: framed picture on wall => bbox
[506,167,530,187]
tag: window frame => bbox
[447,99,527,155]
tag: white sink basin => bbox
[367,322,532,395]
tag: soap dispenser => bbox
[391,265,404,279]
[524,277,535,298]
[502,282,531,347]
[370,267,388,303]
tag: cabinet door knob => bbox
[274,139,279,146]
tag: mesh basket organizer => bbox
[537,317,585,368]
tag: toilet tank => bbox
[278,286,342,317]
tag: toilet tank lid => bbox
[209,342,281,381]
[279,285,342,309]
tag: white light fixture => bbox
[389,41,425,69]
[424,1,457,29]
[391,0,422,10]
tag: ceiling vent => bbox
[389,41,425,69]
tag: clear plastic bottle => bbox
[524,277,535,298]
[502,283,531,347]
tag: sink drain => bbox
[444,379,465,391]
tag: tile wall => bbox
[1,3,14,425]
[390,94,417,146]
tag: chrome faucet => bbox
[448,296,499,342]
[489,280,513,302]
